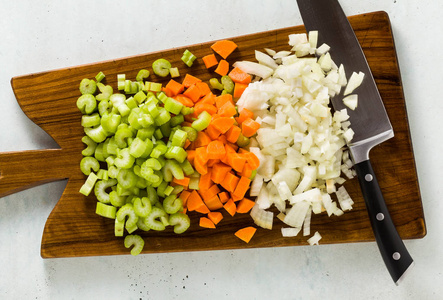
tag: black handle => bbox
[354,160,414,284]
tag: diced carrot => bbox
[206,140,226,160]
[217,134,228,145]
[174,94,194,107]
[198,92,216,105]
[227,152,246,173]
[182,73,202,88]
[235,226,257,243]
[179,190,191,207]
[235,108,254,125]
[218,191,230,204]
[172,176,190,187]
[165,79,184,96]
[211,40,238,59]
[183,84,202,103]
[225,125,241,144]
[241,118,260,137]
[223,199,237,217]
[236,198,256,213]
[207,159,220,168]
[215,94,234,109]
[220,172,240,192]
[204,195,224,210]
[218,101,237,117]
[196,204,210,214]
[202,53,218,69]
[162,86,174,97]
[227,142,239,151]
[199,217,216,228]
[232,176,251,201]
[239,162,254,178]
[211,117,235,134]
[214,60,230,76]
[211,162,231,184]
[205,123,221,140]
[187,190,205,211]
[207,211,223,225]
[199,184,221,202]
[186,150,196,164]
[184,139,191,149]
[194,154,208,175]
[233,82,248,98]
[244,152,260,170]
[194,132,212,148]
[196,82,211,97]
[228,67,252,84]
[194,102,218,116]
[199,170,213,190]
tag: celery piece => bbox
[182,126,197,142]
[106,137,119,156]
[221,75,235,94]
[156,92,168,103]
[136,69,150,82]
[144,101,160,119]
[124,80,132,94]
[96,169,107,180]
[236,133,250,148]
[154,108,171,126]
[135,176,148,189]
[115,127,134,148]
[116,203,139,229]
[80,156,100,176]
[181,49,197,67]
[145,186,158,206]
[126,223,138,234]
[134,90,147,104]
[160,122,171,138]
[114,148,135,169]
[170,115,184,128]
[164,97,183,115]
[117,74,126,82]
[95,71,106,83]
[163,195,183,214]
[128,108,143,130]
[165,146,187,164]
[149,171,164,188]
[96,84,113,101]
[170,129,187,148]
[152,58,171,77]
[129,137,147,158]
[169,212,191,234]
[209,78,224,90]
[162,159,184,181]
[150,144,168,159]
[188,176,200,190]
[105,155,115,167]
[94,179,117,204]
[108,165,119,179]
[117,102,131,117]
[181,106,194,116]
[79,78,97,95]
[94,143,105,162]
[136,127,155,141]
[81,136,97,156]
[81,113,101,127]
[84,125,107,143]
[117,168,138,189]
[172,185,184,195]
[142,158,162,171]
[191,111,211,131]
[115,217,125,237]
[180,160,195,176]
[125,96,138,109]
[116,183,131,197]
[139,114,154,128]
[136,217,151,231]
[98,99,111,116]
[139,138,154,158]
[96,202,116,219]
[101,113,121,134]
[130,81,139,94]
[110,190,126,207]
[124,234,145,256]
[117,80,125,91]
[79,172,99,196]
[77,94,97,115]
[133,197,152,218]
[143,207,167,231]
[156,181,169,198]
[169,67,180,78]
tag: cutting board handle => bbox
[0,149,73,198]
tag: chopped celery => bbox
[114,217,125,237]
[136,69,150,82]
[170,129,187,147]
[133,197,152,218]
[101,113,121,133]
[164,97,183,115]
[96,202,116,219]
[169,67,180,78]
[94,179,117,204]
[188,176,200,190]
[209,78,224,90]
[191,111,211,131]
[95,71,106,83]
[236,133,250,147]
[125,96,137,109]
[81,136,97,156]
[124,234,144,256]
[163,195,183,214]
[128,137,148,158]
[77,94,97,114]
[169,213,191,234]
[143,207,167,231]
[221,75,234,94]
[79,172,99,196]
[81,113,101,127]
[117,168,138,189]
[80,156,100,175]
[170,115,184,127]
[152,58,171,77]
[109,190,126,207]
[79,78,97,95]
[114,148,135,169]
[165,146,187,164]
[182,126,197,142]
[162,160,184,181]
[181,49,197,67]
[116,203,139,229]
[180,160,195,176]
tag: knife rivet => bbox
[393,252,401,261]
[365,174,373,182]
[376,213,384,221]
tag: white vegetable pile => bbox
[233,31,364,245]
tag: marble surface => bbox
[1,1,441,299]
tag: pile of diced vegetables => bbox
[78,31,364,255]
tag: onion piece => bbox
[344,71,365,95]
[307,231,322,245]
[233,61,274,79]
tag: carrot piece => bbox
[211,40,238,59]
[172,176,190,187]
[207,140,226,160]
[227,152,246,173]
[204,195,224,211]
[194,132,212,148]
[202,53,218,69]
[196,81,211,97]
[196,204,210,214]
[207,211,223,225]
[186,150,196,164]
[174,94,194,107]
[223,199,237,217]
[225,125,241,144]
[199,217,216,228]
[179,190,191,208]
[218,101,237,117]
[207,159,220,168]
[198,92,216,106]
[199,171,213,190]
[241,118,260,138]
[235,108,254,125]
[244,152,260,170]
[194,102,218,116]
[182,73,202,88]
[211,162,231,184]
[194,154,208,175]
[218,191,230,204]
[232,176,251,201]
[211,117,235,134]
[235,226,257,243]
[220,172,240,192]
[233,82,248,98]
[162,86,174,97]
[187,190,205,211]
[199,184,221,201]
[240,162,254,178]
[184,139,191,149]
[214,60,230,76]
[217,134,228,145]
[205,123,222,140]
[228,67,252,84]
[236,198,256,213]
[165,79,184,96]
[215,94,234,109]
[183,84,202,103]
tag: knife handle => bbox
[354,159,414,284]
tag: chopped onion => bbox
[343,94,358,110]
[282,227,302,237]
[233,61,274,79]
[344,71,365,95]
[307,231,322,245]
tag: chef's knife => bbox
[296,0,413,284]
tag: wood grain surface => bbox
[2,11,425,258]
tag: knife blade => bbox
[296,0,413,284]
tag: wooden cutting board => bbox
[2,11,425,258]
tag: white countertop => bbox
[1,1,441,299]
